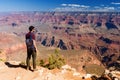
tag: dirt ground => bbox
[0,61,92,80]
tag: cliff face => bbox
[0,32,26,61]
[37,28,120,54]
[0,12,120,30]
[37,31,120,68]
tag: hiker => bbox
[25,26,37,71]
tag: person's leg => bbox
[26,49,32,70]
[32,50,37,70]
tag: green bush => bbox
[40,49,66,70]
[0,58,4,62]
[20,61,26,65]
[39,59,45,67]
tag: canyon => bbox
[0,11,120,79]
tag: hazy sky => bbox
[0,0,120,12]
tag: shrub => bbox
[39,59,45,67]
[40,49,66,70]
[19,61,26,66]
[0,58,4,62]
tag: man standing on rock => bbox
[25,26,37,71]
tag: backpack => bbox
[26,33,34,49]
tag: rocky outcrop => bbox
[0,61,120,80]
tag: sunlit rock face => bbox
[0,32,26,60]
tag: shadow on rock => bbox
[5,62,27,69]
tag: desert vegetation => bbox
[39,49,66,69]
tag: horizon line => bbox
[0,11,120,13]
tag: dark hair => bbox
[29,26,35,31]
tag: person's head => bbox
[29,26,35,32]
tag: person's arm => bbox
[31,33,38,51]
[33,39,38,52]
